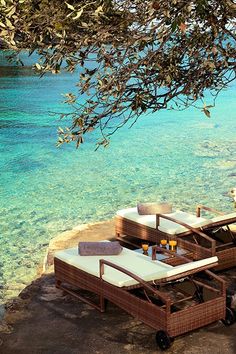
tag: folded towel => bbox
[137,202,172,215]
[79,241,123,256]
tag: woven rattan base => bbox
[54,257,226,347]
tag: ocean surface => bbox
[0,52,236,304]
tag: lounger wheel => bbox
[155,330,172,351]
[222,307,235,326]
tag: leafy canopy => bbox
[0,0,236,147]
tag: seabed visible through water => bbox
[0,55,236,304]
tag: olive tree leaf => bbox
[73,9,84,20]
[65,2,75,11]
[202,108,211,118]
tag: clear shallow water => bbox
[0,61,236,304]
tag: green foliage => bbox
[0,0,236,147]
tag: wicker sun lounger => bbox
[115,205,236,271]
[54,244,232,351]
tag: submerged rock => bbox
[195,140,236,159]
[204,160,236,170]
[228,172,236,177]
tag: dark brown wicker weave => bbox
[116,204,236,271]
[54,253,228,351]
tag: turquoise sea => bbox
[0,52,236,304]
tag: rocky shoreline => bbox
[0,220,114,318]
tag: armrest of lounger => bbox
[99,259,172,312]
[196,204,225,217]
[204,269,226,296]
[156,213,216,255]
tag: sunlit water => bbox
[0,53,236,304]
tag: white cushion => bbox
[55,246,172,287]
[211,212,236,224]
[116,208,211,235]
[161,256,218,278]
[55,246,218,288]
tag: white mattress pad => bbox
[211,212,236,223]
[116,207,211,234]
[55,246,218,288]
